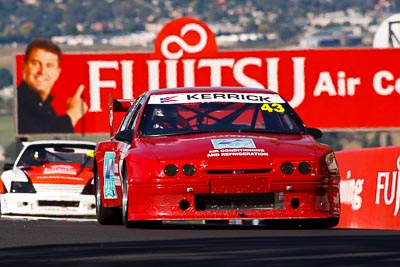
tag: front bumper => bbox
[0,193,96,217]
[126,181,340,221]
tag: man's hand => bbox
[66,85,88,126]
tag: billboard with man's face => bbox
[15,17,400,136]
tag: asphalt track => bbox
[0,217,400,267]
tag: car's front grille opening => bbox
[195,192,284,210]
[205,168,272,175]
[38,200,80,207]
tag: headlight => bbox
[182,164,196,176]
[281,162,295,174]
[163,163,197,177]
[164,164,179,176]
[10,181,36,193]
[298,162,312,174]
[325,152,339,175]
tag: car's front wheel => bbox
[122,167,133,228]
[95,169,122,225]
[122,168,162,228]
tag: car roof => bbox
[22,140,96,147]
[143,86,278,97]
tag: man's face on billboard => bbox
[23,48,61,100]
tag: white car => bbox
[0,140,96,217]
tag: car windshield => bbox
[16,144,95,167]
[138,92,306,136]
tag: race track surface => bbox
[0,217,399,267]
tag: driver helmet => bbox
[32,148,48,164]
[152,105,178,129]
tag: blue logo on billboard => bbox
[103,152,117,199]
[211,138,256,149]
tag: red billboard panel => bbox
[15,17,400,135]
[336,147,400,230]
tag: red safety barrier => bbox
[336,146,400,230]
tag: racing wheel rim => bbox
[95,172,102,214]
[122,168,128,224]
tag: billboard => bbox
[15,17,400,135]
[336,146,400,230]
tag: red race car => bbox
[94,87,340,228]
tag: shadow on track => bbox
[1,228,400,267]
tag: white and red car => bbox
[0,140,96,217]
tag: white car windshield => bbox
[16,144,94,167]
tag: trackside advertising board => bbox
[14,17,400,135]
[336,147,400,230]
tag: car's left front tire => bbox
[122,167,133,228]
[95,167,122,225]
[122,167,162,229]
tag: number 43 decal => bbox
[261,103,285,112]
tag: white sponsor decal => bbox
[375,155,400,216]
[207,139,269,157]
[207,148,268,158]
[212,138,256,149]
[35,176,84,181]
[161,23,208,60]
[43,165,78,175]
[148,92,284,104]
[340,170,364,211]
[104,152,117,199]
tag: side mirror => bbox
[308,127,323,139]
[3,162,14,171]
[114,129,134,143]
